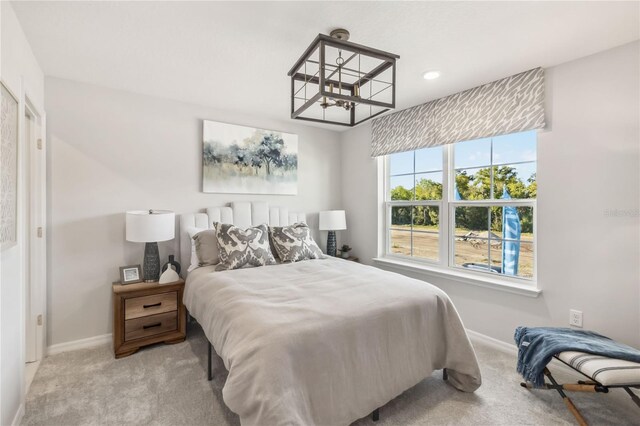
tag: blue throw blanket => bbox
[514,327,640,387]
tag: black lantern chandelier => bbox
[287,29,400,127]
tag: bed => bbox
[180,202,482,426]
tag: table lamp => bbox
[126,210,175,282]
[319,210,346,257]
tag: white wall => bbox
[341,41,640,348]
[0,2,45,425]
[44,77,343,346]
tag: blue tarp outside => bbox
[501,187,521,275]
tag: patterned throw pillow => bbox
[269,223,324,263]
[214,223,277,271]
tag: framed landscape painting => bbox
[202,120,298,195]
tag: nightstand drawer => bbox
[125,292,177,320]
[125,311,177,341]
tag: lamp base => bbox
[143,242,160,282]
[326,230,337,257]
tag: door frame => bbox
[23,86,47,364]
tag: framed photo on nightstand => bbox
[119,265,142,285]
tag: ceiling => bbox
[11,1,640,131]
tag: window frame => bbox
[384,137,537,286]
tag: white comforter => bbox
[184,257,481,426]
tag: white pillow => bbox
[186,227,205,272]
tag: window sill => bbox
[372,257,542,298]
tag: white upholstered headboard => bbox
[179,201,306,273]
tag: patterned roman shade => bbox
[371,67,545,157]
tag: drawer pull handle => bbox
[143,302,162,309]
[143,323,162,329]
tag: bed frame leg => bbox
[443,368,448,381]
[207,342,213,381]
[372,408,379,422]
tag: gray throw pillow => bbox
[214,223,277,271]
[269,223,324,263]
[192,229,220,267]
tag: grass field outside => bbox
[389,227,534,278]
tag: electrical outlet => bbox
[569,309,583,328]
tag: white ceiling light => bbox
[423,71,441,80]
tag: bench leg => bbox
[562,396,588,426]
[623,387,640,409]
[544,368,588,426]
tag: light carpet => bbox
[23,322,639,425]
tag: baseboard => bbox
[466,329,518,355]
[11,403,25,426]
[47,333,112,356]
[466,328,577,376]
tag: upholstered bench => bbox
[521,351,640,425]
[557,351,640,388]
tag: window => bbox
[385,131,536,282]
[388,146,443,261]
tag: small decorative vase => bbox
[162,255,181,275]
[159,264,179,284]
[342,251,350,259]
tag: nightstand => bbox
[346,256,359,262]
[112,279,186,358]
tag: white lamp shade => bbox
[126,210,175,243]
[319,210,347,231]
